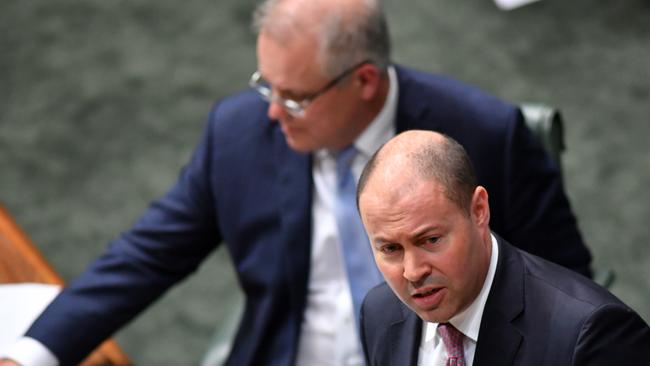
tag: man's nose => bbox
[267,99,288,121]
[403,250,431,283]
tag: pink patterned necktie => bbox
[438,323,466,366]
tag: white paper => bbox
[494,0,541,11]
[0,283,61,353]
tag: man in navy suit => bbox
[1,0,592,365]
[357,130,649,366]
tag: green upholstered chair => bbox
[520,103,615,289]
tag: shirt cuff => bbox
[1,337,59,366]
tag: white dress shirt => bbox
[294,67,398,366]
[417,234,499,366]
[1,67,399,366]
[1,337,57,366]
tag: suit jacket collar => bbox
[473,236,524,366]
[394,65,441,133]
[387,301,423,366]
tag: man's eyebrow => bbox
[413,225,440,239]
[279,88,312,100]
[371,236,391,246]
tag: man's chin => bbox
[285,140,313,153]
[407,302,453,323]
[283,134,319,153]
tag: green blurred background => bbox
[1,0,648,364]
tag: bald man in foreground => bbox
[357,131,650,366]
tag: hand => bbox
[0,359,21,366]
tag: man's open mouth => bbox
[413,287,441,298]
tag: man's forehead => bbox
[257,33,322,89]
[360,180,452,240]
[361,175,414,211]
[366,156,415,192]
[361,173,445,211]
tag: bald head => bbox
[253,0,390,77]
[357,130,478,214]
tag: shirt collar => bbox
[423,234,499,343]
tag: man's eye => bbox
[421,237,440,250]
[380,244,401,255]
[426,237,439,244]
[279,90,309,102]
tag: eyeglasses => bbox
[249,60,371,117]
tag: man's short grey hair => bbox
[358,133,478,215]
[253,0,391,77]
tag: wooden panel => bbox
[0,204,132,366]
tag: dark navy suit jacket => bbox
[26,66,592,365]
[360,237,650,365]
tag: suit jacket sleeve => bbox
[572,303,650,365]
[24,104,224,365]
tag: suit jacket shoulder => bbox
[475,237,650,365]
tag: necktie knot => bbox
[438,323,466,366]
[336,145,357,186]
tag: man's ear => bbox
[471,186,490,228]
[355,63,382,100]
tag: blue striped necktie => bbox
[334,145,383,328]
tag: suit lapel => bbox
[272,125,313,330]
[389,304,423,366]
[474,237,524,366]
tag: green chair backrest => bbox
[520,102,614,289]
